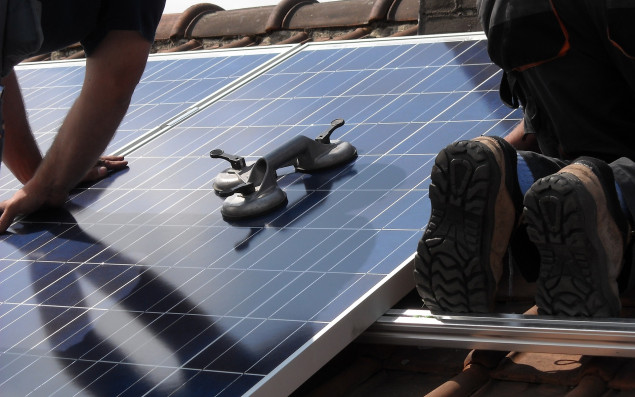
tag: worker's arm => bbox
[1,70,42,184]
[504,121,540,151]
[0,30,150,232]
[1,71,128,184]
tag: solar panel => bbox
[0,33,522,396]
[0,47,289,190]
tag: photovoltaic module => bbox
[0,34,521,396]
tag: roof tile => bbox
[369,0,396,22]
[223,36,258,48]
[388,0,420,22]
[383,346,467,374]
[269,31,310,45]
[565,375,608,397]
[160,39,203,53]
[472,380,572,397]
[22,0,484,59]
[266,0,318,32]
[170,3,224,40]
[189,6,274,38]
[331,26,373,40]
[609,359,635,390]
[426,364,491,397]
[491,352,588,386]
[285,0,376,29]
[155,13,180,41]
[465,349,510,370]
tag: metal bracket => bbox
[210,119,357,219]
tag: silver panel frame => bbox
[362,309,635,358]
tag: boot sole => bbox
[524,170,622,317]
[414,138,514,313]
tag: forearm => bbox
[26,83,131,205]
[24,31,150,206]
[1,71,42,183]
[504,121,539,152]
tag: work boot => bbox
[524,157,629,317]
[414,136,522,313]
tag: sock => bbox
[516,154,535,195]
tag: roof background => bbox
[164,0,343,13]
[24,0,481,62]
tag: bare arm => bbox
[0,30,150,232]
[1,70,42,184]
[504,121,540,151]
[1,71,127,184]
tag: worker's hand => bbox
[0,155,127,233]
[81,155,128,183]
[0,184,65,233]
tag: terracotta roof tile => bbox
[285,0,377,29]
[387,0,420,22]
[389,24,419,36]
[156,0,476,51]
[565,375,608,397]
[609,359,635,390]
[464,349,510,370]
[154,13,180,41]
[330,26,373,40]
[23,53,50,63]
[426,364,490,397]
[491,352,589,386]
[582,356,627,384]
[383,346,467,375]
[473,380,571,397]
[302,355,382,396]
[169,3,224,40]
[266,0,319,32]
[222,36,258,48]
[188,6,273,38]
[21,0,484,59]
[160,39,203,53]
[276,31,311,44]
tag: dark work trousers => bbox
[480,0,635,290]
[482,0,635,218]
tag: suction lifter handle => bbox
[218,182,255,197]
[315,118,345,144]
[210,149,246,170]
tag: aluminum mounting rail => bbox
[359,309,635,358]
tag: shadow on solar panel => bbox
[5,210,260,396]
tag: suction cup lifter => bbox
[210,119,357,219]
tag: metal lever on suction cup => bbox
[210,149,246,170]
[211,119,357,219]
[315,118,345,144]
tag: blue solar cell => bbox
[111,51,286,151]
[391,120,511,154]
[0,35,523,396]
[0,49,285,185]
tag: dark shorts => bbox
[37,0,166,56]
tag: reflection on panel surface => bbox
[0,35,521,396]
